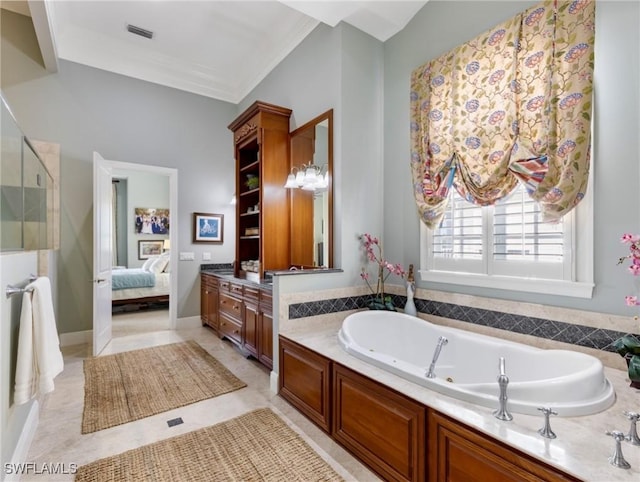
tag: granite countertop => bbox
[200,269,273,290]
[280,317,640,481]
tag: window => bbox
[421,183,594,298]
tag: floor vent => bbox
[126,24,154,39]
[167,417,183,427]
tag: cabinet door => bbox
[428,410,578,482]
[207,285,219,331]
[333,364,426,482]
[200,281,209,326]
[279,337,331,433]
[258,309,273,369]
[243,300,259,357]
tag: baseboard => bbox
[270,370,279,394]
[175,316,201,329]
[59,330,92,347]
[5,401,39,482]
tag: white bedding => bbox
[112,272,170,301]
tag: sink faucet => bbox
[426,336,448,378]
[493,357,513,421]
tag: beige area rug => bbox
[76,408,344,481]
[82,340,247,434]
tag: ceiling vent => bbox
[126,24,154,39]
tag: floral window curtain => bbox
[410,0,595,228]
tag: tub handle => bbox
[605,430,631,469]
[623,411,640,446]
[537,407,557,439]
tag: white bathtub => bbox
[338,311,615,416]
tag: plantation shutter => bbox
[493,185,564,263]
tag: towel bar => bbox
[5,275,38,299]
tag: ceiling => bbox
[3,1,427,104]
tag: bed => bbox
[112,254,170,306]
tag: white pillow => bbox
[150,254,170,274]
[141,257,157,271]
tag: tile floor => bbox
[22,310,380,481]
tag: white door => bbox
[93,152,113,355]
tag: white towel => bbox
[14,277,64,405]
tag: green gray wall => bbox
[1,9,238,331]
[382,0,640,316]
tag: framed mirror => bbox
[288,109,333,268]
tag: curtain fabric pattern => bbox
[410,0,595,228]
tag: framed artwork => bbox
[193,213,223,243]
[134,207,170,235]
[138,240,164,259]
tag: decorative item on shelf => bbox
[614,233,640,388]
[404,264,417,316]
[240,260,261,273]
[244,227,259,236]
[162,239,171,253]
[359,233,405,311]
[284,163,329,192]
[245,174,259,190]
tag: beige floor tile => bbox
[22,310,380,481]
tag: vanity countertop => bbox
[200,269,273,291]
[280,316,640,481]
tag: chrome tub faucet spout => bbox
[426,336,448,379]
[493,357,513,421]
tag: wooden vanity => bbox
[200,271,273,369]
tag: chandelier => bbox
[284,163,329,191]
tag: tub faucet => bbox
[623,411,640,446]
[426,336,448,379]
[605,431,631,469]
[493,357,513,421]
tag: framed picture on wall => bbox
[138,240,164,259]
[193,213,223,243]
[134,207,170,235]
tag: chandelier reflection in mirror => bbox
[284,163,329,191]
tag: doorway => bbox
[93,157,178,354]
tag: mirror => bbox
[288,109,333,268]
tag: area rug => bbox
[82,340,246,433]
[76,407,344,481]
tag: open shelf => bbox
[240,160,260,173]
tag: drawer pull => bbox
[233,329,239,334]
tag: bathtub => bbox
[338,311,615,416]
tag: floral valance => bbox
[410,0,595,228]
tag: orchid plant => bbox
[615,233,640,386]
[360,233,406,310]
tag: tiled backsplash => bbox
[288,294,629,353]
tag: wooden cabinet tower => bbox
[228,101,292,280]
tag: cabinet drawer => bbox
[219,313,242,344]
[219,292,242,319]
[219,279,230,292]
[230,282,244,297]
[260,290,273,310]
[201,274,217,288]
[244,285,260,301]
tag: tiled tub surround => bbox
[279,315,640,481]
[285,285,639,372]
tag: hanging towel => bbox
[14,277,64,405]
